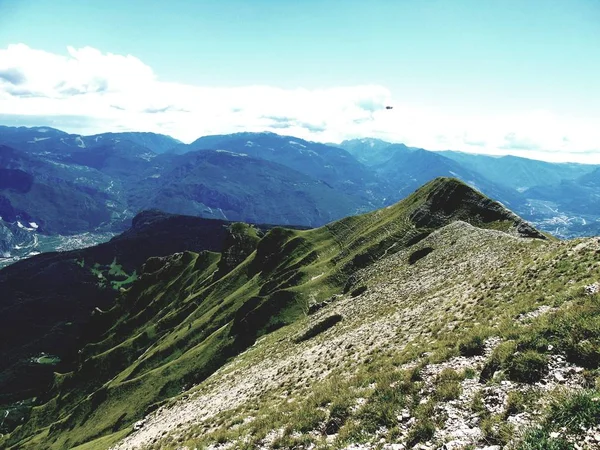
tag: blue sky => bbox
[0,0,599,162]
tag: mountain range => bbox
[1,126,599,267]
[2,177,600,450]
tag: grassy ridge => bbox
[2,178,539,449]
[149,222,599,449]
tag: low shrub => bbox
[463,367,477,379]
[356,384,405,432]
[324,399,352,435]
[433,368,463,401]
[292,404,327,433]
[434,380,462,401]
[506,351,548,384]
[350,286,368,297]
[295,314,342,343]
[505,391,526,416]
[458,333,485,357]
[436,368,464,382]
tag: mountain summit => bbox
[406,177,544,239]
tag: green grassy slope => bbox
[118,222,600,450]
[1,178,543,449]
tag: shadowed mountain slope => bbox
[129,150,364,227]
[0,211,290,408]
[179,132,387,208]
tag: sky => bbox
[0,0,599,162]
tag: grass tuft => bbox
[506,351,548,384]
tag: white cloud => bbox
[1,44,599,163]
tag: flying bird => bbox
[385,106,393,110]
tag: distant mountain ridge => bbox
[338,138,600,237]
[0,126,181,155]
[0,129,380,264]
[179,131,387,206]
[1,126,600,266]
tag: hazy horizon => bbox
[1,0,599,163]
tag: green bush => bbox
[470,391,487,416]
[565,338,600,369]
[271,434,314,449]
[436,368,464,382]
[516,297,600,369]
[413,400,435,420]
[324,399,352,435]
[433,368,463,401]
[506,351,548,384]
[463,367,477,379]
[458,333,485,357]
[409,365,423,382]
[435,381,462,401]
[396,372,420,396]
[292,404,327,433]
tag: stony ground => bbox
[112,222,600,450]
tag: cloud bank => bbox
[1,44,599,163]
